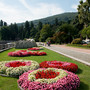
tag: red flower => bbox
[8,50,47,57]
[39,61,78,73]
[28,47,40,50]
[35,70,59,79]
[5,61,31,67]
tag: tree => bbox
[18,25,24,40]
[55,18,59,26]
[34,21,42,41]
[77,0,90,28]
[0,20,3,26]
[4,22,7,26]
[81,25,90,39]
[37,21,42,31]
[39,24,52,42]
[25,21,30,38]
[0,26,10,40]
[52,24,77,43]
[35,31,40,42]
[30,27,37,38]
[13,23,19,40]
[71,16,84,30]
[30,21,34,29]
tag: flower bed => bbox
[8,50,47,57]
[0,60,39,77]
[17,68,80,90]
[39,61,78,73]
[28,47,43,50]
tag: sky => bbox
[0,0,86,24]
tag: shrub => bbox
[71,38,82,44]
[15,39,37,49]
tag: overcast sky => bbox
[0,0,86,24]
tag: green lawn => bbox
[0,48,90,90]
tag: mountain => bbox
[17,12,78,26]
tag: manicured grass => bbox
[0,48,90,90]
[67,44,90,49]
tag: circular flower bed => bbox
[28,47,43,50]
[39,61,78,73]
[0,60,39,77]
[8,50,47,57]
[17,68,80,90]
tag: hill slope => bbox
[18,12,78,26]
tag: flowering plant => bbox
[28,47,43,50]
[0,60,39,77]
[39,61,78,73]
[8,50,47,57]
[18,68,80,90]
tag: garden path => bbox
[45,45,90,66]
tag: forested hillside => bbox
[18,12,77,26]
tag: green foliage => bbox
[81,25,90,38]
[25,21,30,38]
[30,27,37,38]
[0,26,10,40]
[52,24,78,44]
[71,16,84,30]
[0,12,79,42]
[77,0,90,27]
[39,24,52,42]
[71,38,82,44]
[0,20,3,26]
[46,37,51,42]
[18,12,77,26]
[37,21,42,30]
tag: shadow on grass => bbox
[78,81,89,90]
[76,68,83,74]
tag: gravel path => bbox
[45,45,90,66]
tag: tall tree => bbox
[34,21,42,41]
[37,21,42,31]
[13,23,18,40]
[39,24,52,42]
[4,22,7,26]
[77,0,90,28]
[55,18,59,26]
[0,20,3,26]
[30,21,34,29]
[25,21,30,38]
[18,25,24,40]
[0,26,10,40]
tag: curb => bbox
[44,46,90,66]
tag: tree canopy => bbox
[77,0,90,28]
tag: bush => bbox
[71,38,82,44]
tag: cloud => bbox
[0,1,25,24]
[0,0,64,24]
[19,0,64,20]
[71,4,78,10]
[72,0,86,11]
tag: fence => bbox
[0,43,15,52]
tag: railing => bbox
[0,43,15,52]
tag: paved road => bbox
[45,45,90,66]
